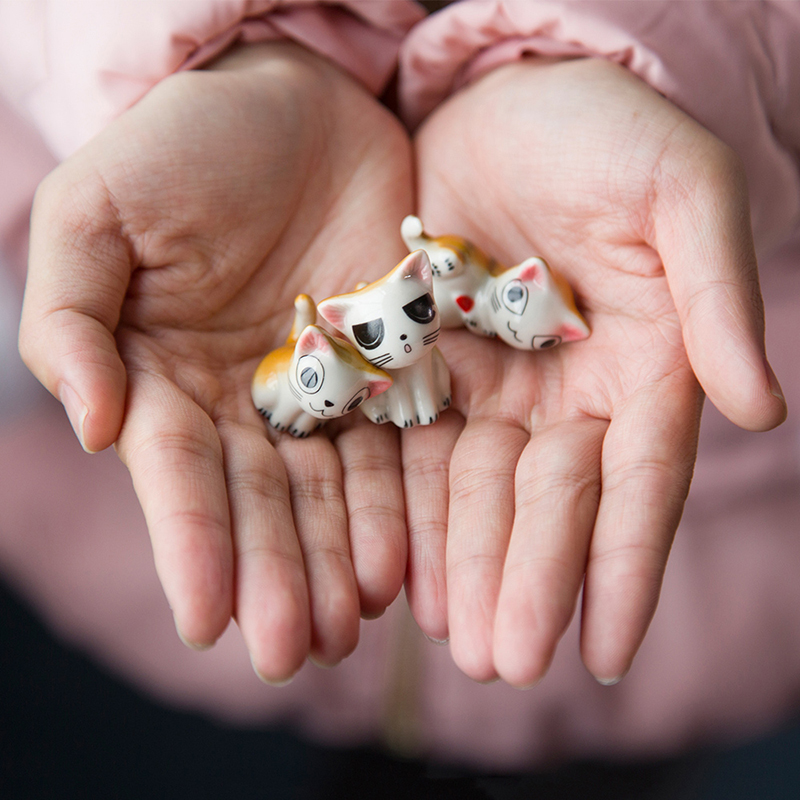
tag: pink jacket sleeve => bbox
[399,0,800,252]
[0,0,424,160]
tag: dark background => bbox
[2,577,799,800]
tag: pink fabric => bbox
[0,98,57,286]
[399,0,800,252]
[2,0,800,771]
[0,0,424,160]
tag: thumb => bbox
[652,133,786,432]
[19,167,129,452]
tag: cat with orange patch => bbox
[251,295,392,438]
[401,215,590,351]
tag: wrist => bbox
[204,39,369,110]
[205,40,325,74]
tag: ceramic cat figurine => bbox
[401,215,590,350]
[251,294,393,437]
[317,250,452,428]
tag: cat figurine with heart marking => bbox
[401,215,590,351]
[317,250,452,428]
[252,294,393,437]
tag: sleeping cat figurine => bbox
[400,215,590,351]
[251,294,393,438]
[317,250,452,428]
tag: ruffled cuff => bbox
[0,0,425,160]
[399,0,800,250]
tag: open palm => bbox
[405,58,786,686]
[20,43,414,682]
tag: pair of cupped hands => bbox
[20,42,785,687]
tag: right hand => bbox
[19,42,415,683]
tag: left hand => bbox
[403,57,787,686]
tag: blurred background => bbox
[2,571,800,799]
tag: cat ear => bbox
[368,375,393,397]
[295,325,331,355]
[391,249,433,289]
[559,313,591,342]
[516,257,550,289]
[317,296,352,331]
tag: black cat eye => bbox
[345,387,370,412]
[352,318,385,350]
[533,335,562,350]
[403,293,436,324]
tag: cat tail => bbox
[287,294,317,345]
[400,215,430,251]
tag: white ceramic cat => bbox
[401,215,590,350]
[317,250,452,428]
[251,295,392,437]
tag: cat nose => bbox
[400,334,408,340]
[324,400,334,408]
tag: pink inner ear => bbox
[317,300,346,330]
[399,250,432,287]
[518,258,546,287]
[297,326,330,354]
[369,378,393,397]
[560,323,589,342]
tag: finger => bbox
[653,132,786,432]
[401,411,464,642]
[19,168,129,452]
[214,421,311,683]
[447,417,529,682]
[276,433,360,667]
[580,374,702,684]
[335,421,407,620]
[114,369,234,651]
[494,419,605,688]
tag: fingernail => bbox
[765,358,785,403]
[516,677,544,691]
[174,615,215,652]
[424,634,449,645]
[59,383,93,453]
[594,670,627,686]
[250,656,296,687]
[308,654,342,669]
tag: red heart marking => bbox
[456,295,474,313]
